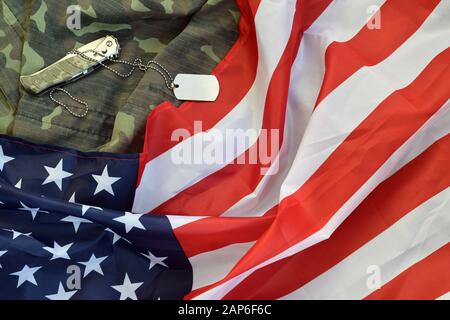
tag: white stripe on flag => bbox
[192,99,450,299]
[223,0,386,217]
[280,187,450,299]
[437,292,450,300]
[280,0,450,202]
[292,0,386,126]
[166,215,204,230]
[190,242,255,291]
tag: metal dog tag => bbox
[173,74,220,102]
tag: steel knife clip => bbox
[20,35,120,95]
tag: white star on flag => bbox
[141,251,168,270]
[113,212,146,233]
[69,193,76,203]
[3,228,32,239]
[78,254,108,277]
[0,145,13,171]
[45,282,77,300]
[105,228,131,245]
[60,215,92,232]
[111,273,143,300]
[68,193,102,215]
[18,202,41,220]
[43,241,73,260]
[14,179,22,189]
[42,159,73,190]
[92,165,121,196]
[82,205,102,215]
[10,265,42,288]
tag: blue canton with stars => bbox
[0,135,192,300]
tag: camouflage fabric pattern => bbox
[0,0,240,153]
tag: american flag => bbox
[133,0,450,299]
[1,0,450,300]
[0,136,192,299]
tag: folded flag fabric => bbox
[132,0,450,300]
[1,0,449,300]
[0,135,192,299]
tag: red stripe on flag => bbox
[217,135,450,299]
[365,243,450,300]
[315,0,440,107]
[174,215,275,258]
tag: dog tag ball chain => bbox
[20,35,220,118]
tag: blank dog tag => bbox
[173,74,220,102]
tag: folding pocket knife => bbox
[20,35,120,95]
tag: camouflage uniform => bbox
[0,0,240,153]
